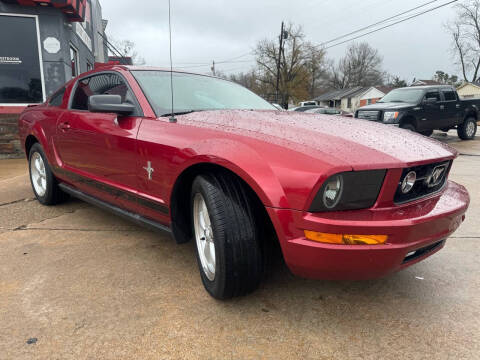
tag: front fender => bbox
[173,139,289,208]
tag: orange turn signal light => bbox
[304,231,388,245]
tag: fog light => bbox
[304,231,388,245]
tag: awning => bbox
[1,0,86,22]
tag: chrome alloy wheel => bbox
[30,152,47,197]
[193,193,216,281]
[466,121,476,138]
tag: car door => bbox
[55,72,143,211]
[419,90,444,131]
[441,89,462,127]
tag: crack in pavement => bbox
[449,236,480,239]
[0,198,35,207]
[459,153,480,157]
[14,227,139,232]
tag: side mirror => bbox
[88,94,135,115]
[424,97,437,105]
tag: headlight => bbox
[322,174,344,209]
[383,111,399,124]
[309,170,386,212]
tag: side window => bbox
[425,91,441,102]
[71,73,137,112]
[48,87,66,107]
[443,91,456,102]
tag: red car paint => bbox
[18,65,470,280]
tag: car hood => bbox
[178,110,456,170]
[358,102,417,110]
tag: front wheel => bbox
[400,123,416,132]
[420,130,433,137]
[457,117,477,140]
[191,172,263,299]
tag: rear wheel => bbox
[191,172,263,299]
[28,143,67,205]
[457,117,477,140]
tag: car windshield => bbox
[378,88,425,103]
[132,70,275,116]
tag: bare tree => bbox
[447,0,480,82]
[304,43,328,99]
[110,38,146,65]
[254,24,316,107]
[329,42,385,89]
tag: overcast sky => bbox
[101,0,460,82]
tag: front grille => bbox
[394,161,451,204]
[357,110,381,121]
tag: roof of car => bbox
[397,85,455,90]
[92,64,213,77]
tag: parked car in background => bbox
[271,103,284,111]
[355,85,479,139]
[288,105,325,112]
[306,108,353,117]
[19,65,469,300]
[299,101,318,107]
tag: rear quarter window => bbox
[443,91,456,101]
[48,87,66,107]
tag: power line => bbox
[323,0,459,50]
[319,0,440,47]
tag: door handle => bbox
[456,104,461,108]
[440,105,445,110]
[58,122,71,131]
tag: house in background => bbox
[358,86,393,107]
[314,86,393,113]
[457,82,480,99]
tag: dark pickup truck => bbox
[355,85,479,139]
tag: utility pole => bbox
[276,21,286,105]
[211,60,216,76]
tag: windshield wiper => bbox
[160,110,198,117]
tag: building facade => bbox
[457,83,480,99]
[0,0,108,157]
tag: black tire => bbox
[28,143,67,205]
[191,172,262,299]
[400,123,416,132]
[457,117,477,140]
[420,130,433,137]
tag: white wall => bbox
[360,87,385,101]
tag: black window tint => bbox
[443,91,456,101]
[71,73,135,111]
[48,88,65,107]
[425,91,440,101]
[71,79,91,110]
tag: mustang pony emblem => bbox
[143,161,154,180]
[425,165,446,188]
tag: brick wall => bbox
[0,113,23,159]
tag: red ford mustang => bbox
[18,65,470,299]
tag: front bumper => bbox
[267,181,469,280]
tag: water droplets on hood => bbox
[177,110,456,168]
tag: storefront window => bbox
[0,15,44,104]
[70,46,79,78]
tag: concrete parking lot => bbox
[0,131,479,360]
